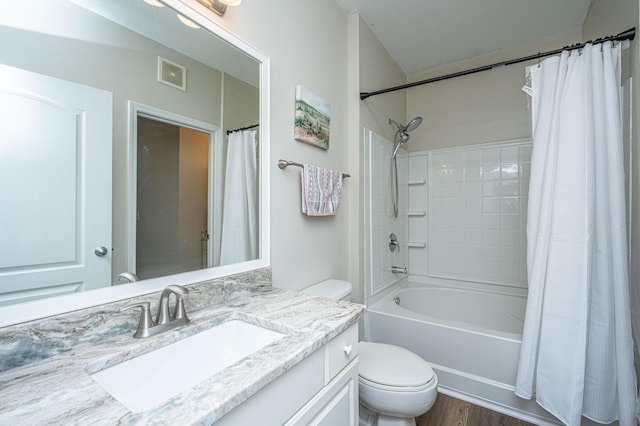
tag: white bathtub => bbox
[365,280,562,425]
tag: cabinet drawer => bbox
[324,324,358,383]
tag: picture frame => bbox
[294,85,330,150]
[157,56,186,91]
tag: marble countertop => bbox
[0,272,365,425]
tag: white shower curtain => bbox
[219,130,258,265]
[515,42,636,426]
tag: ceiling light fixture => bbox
[143,0,165,7]
[196,0,241,17]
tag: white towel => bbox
[301,164,342,216]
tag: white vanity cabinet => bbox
[216,324,359,425]
[286,324,359,425]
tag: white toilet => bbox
[303,279,438,426]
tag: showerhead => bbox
[405,116,423,132]
[388,116,423,140]
[389,116,423,157]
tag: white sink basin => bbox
[91,320,285,413]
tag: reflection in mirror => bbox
[0,0,266,310]
[136,115,211,280]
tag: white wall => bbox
[357,17,407,143]
[348,15,409,304]
[406,31,581,151]
[211,0,350,291]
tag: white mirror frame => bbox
[0,0,270,327]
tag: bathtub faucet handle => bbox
[389,233,400,253]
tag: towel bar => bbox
[277,159,351,179]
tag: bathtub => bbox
[365,280,562,425]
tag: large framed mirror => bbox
[0,0,270,325]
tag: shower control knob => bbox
[389,233,400,252]
[343,345,353,357]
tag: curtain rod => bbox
[360,27,636,100]
[226,123,259,135]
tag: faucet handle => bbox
[174,297,190,322]
[389,233,400,253]
[171,286,190,322]
[121,302,154,338]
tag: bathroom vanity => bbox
[0,270,364,425]
[218,323,359,425]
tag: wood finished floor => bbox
[416,393,536,426]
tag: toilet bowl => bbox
[302,280,438,426]
[358,341,437,426]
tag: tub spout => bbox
[389,266,407,274]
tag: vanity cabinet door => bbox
[285,358,359,426]
[214,349,324,426]
[216,325,359,426]
[305,360,358,426]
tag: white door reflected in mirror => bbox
[0,65,112,306]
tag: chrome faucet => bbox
[155,285,190,325]
[121,285,190,338]
[117,272,139,283]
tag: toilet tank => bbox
[302,279,352,302]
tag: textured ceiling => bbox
[334,0,593,75]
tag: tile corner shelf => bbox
[408,211,426,216]
[408,242,427,248]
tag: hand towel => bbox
[301,164,342,216]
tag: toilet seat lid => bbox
[358,342,434,388]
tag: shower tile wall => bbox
[409,140,531,287]
[364,129,408,299]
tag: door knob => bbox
[94,246,109,257]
